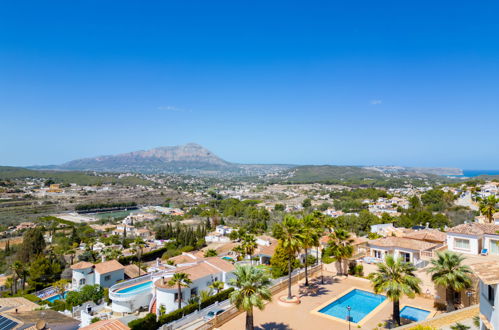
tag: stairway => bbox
[149,297,157,314]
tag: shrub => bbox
[129,313,158,330]
[132,288,235,328]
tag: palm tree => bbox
[450,323,470,330]
[328,229,354,275]
[369,255,422,326]
[229,265,272,330]
[167,273,192,310]
[12,261,27,292]
[5,277,14,295]
[480,195,498,223]
[133,237,146,276]
[53,279,69,300]
[273,215,305,299]
[209,280,225,294]
[241,234,257,264]
[427,251,472,312]
[301,214,320,286]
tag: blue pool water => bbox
[44,292,68,303]
[117,281,152,293]
[318,289,386,323]
[400,306,430,322]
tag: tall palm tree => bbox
[209,280,225,294]
[369,255,422,326]
[12,261,27,292]
[241,234,257,264]
[229,265,272,330]
[480,195,498,223]
[167,273,192,310]
[133,237,146,276]
[328,229,354,275]
[427,251,472,312]
[301,214,320,286]
[273,215,305,299]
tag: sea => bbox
[453,170,499,178]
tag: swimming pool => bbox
[318,289,386,323]
[44,292,68,303]
[117,280,152,294]
[400,306,430,322]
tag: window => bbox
[488,285,495,306]
[374,250,383,259]
[400,252,411,263]
[79,279,86,285]
[174,293,179,302]
[454,238,470,250]
[104,275,111,281]
[490,239,499,255]
[454,291,461,304]
[191,288,198,296]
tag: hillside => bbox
[0,166,152,186]
[280,165,451,187]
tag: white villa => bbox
[108,256,235,315]
[471,261,499,330]
[446,223,499,256]
[71,260,125,290]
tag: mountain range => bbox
[30,143,463,178]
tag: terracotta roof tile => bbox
[471,262,499,285]
[70,261,94,270]
[447,223,499,236]
[94,260,125,274]
[80,319,130,330]
[368,236,438,251]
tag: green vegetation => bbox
[75,201,137,212]
[427,251,472,312]
[273,215,305,299]
[330,188,389,212]
[369,255,422,326]
[0,166,152,186]
[229,265,272,330]
[168,273,192,310]
[479,195,498,223]
[128,288,235,330]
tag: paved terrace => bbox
[220,271,437,330]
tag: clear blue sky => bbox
[1,1,498,168]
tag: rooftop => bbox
[446,223,499,236]
[80,318,130,330]
[368,236,438,251]
[471,261,499,285]
[95,260,125,274]
[70,261,94,270]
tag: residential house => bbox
[71,260,125,290]
[367,236,439,267]
[215,225,234,236]
[446,223,499,255]
[154,257,235,314]
[471,261,499,330]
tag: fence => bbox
[194,264,322,330]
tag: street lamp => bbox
[347,305,351,330]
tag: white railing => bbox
[109,275,154,301]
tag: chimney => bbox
[101,254,106,262]
[426,222,429,229]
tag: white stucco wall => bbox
[479,281,499,330]
[446,233,480,255]
[96,269,124,288]
[72,268,95,291]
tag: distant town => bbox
[0,160,498,330]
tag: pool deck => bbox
[220,271,438,330]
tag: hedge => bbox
[118,246,170,265]
[128,288,235,330]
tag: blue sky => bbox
[1,1,498,168]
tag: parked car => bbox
[204,309,225,320]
